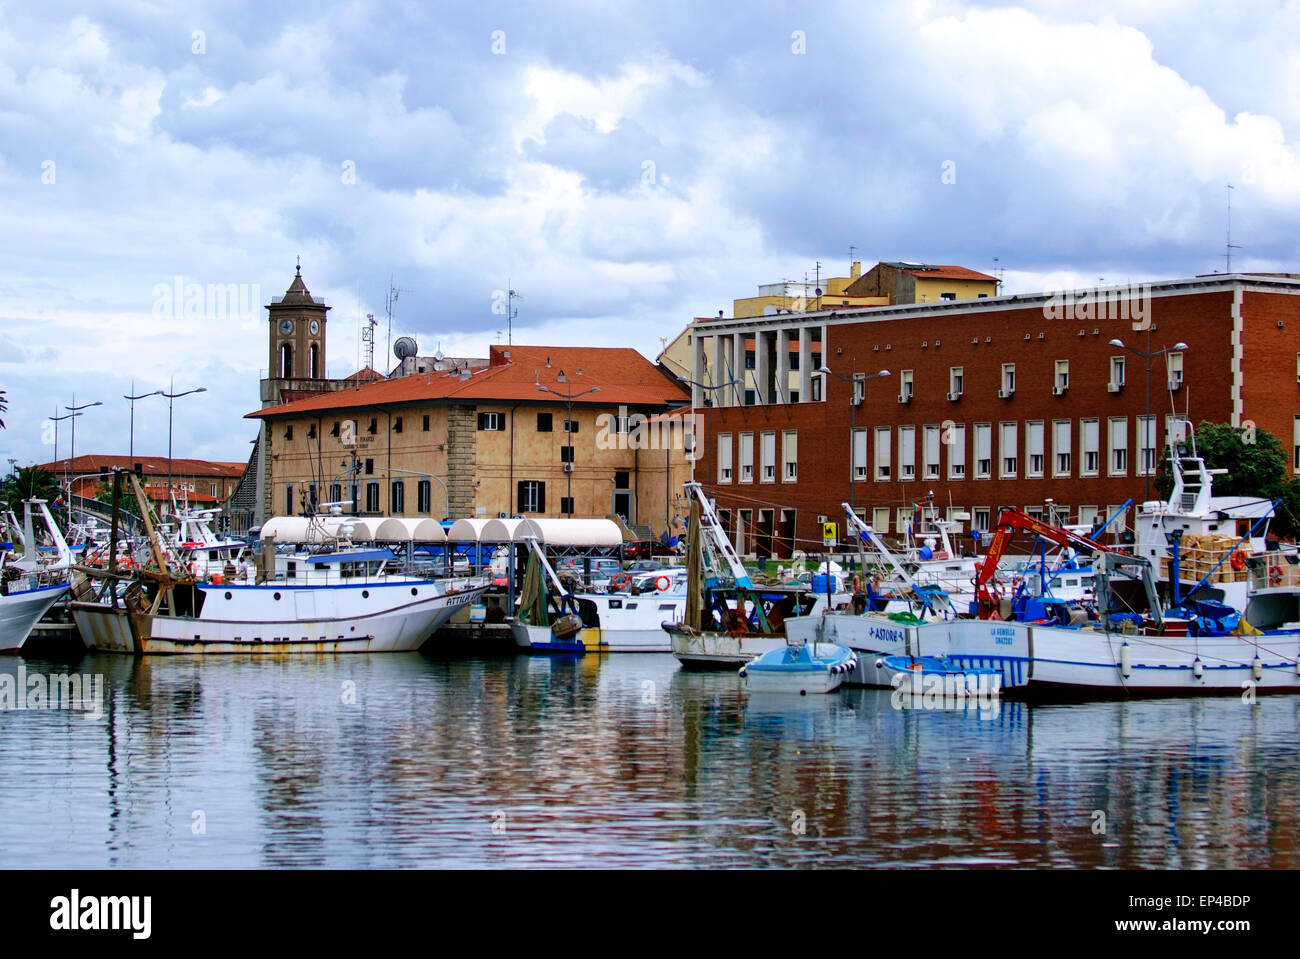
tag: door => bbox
[612,491,633,524]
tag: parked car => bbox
[624,540,679,560]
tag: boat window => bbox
[659,603,677,610]
[608,599,622,609]
[626,603,638,610]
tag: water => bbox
[2,652,1299,868]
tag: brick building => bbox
[684,273,1300,558]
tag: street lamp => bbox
[50,408,81,500]
[1108,338,1188,505]
[123,381,163,468]
[160,378,207,517]
[819,365,890,510]
[538,375,600,517]
[64,395,102,524]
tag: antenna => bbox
[385,276,411,370]
[507,282,522,346]
[849,245,856,274]
[993,257,1005,291]
[361,313,377,379]
[1224,184,1242,274]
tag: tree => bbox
[1155,422,1299,537]
[0,388,7,429]
[1,465,60,506]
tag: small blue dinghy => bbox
[740,642,857,695]
[876,654,1002,695]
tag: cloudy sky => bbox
[3,0,1299,467]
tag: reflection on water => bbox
[1,653,1298,868]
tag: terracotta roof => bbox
[248,344,690,419]
[888,263,998,282]
[344,367,386,381]
[35,455,247,478]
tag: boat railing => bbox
[1246,550,1300,590]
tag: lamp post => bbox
[160,378,207,517]
[50,409,80,501]
[1108,338,1189,505]
[124,381,163,468]
[538,373,600,517]
[63,395,102,524]
[819,365,890,511]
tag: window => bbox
[422,414,430,432]
[330,421,340,437]
[1055,359,1069,391]
[537,413,552,432]
[393,417,403,433]
[285,484,294,515]
[744,351,756,370]
[367,418,378,435]
[973,508,991,532]
[365,481,380,512]
[1081,419,1099,476]
[789,353,800,370]
[923,425,941,479]
[718,434,733,483]
[614,471,629,489]
[563,419,579,434]
[1078,506,1099,532]
[557,495,575,514]
[948,424,966,479]
[852,429,867,481]
[975,423,992,479]
[1053,420,1072,476]
[477,412,504,431]
[782,431,797,481]
[1000,363,1016,395]
[350,483,359,513]
[900,369,914,401]
[1133,410,1154,475]
[1110,356,1125,389]
[518,481,546,513]
[897,507,913,533]
[899,426,916,480]
[615,413,631,434]
[873,508,890,532]
[1109,417,1128,475]
[1027,421,1045,477]
[284,425,294,441]
[330,483,342,504]
[949,366,964,397]
[307,483,317,508]
[744,389,756,406]
[417,480,431,514]
[874,427,891,480]
[391,480,404,513]
[365,458,374,475]
[1000,422,1018,478]
[307,423,316,439]
[740,433,754,483]
[810,376,823,402]
[940,292,956,301]
[1107,504,1128,533]
[560,446,574,463]
[1294,416,1300,472]
[1167,351,1184,387]
[760,432,776,481]
[210,482,218,497]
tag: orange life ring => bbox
[1269,564,1283,587]
[611,572,632,591]
[654,575,672,592]
[1230,550,1247,572]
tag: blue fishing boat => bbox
[740,642,858,695]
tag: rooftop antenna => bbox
[385,276,411,371]
[361,313,377,380]
[993,257,1005,291]
[814,260,822,304]
[507,282,522,346]
[1224,184,1242,274]
[849,245,856,273]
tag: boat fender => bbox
[1192,658,1203,680]
[1252,656,1263,682]
[738,667,747,677]
[874,659,884,669]
[1119,642,1132,679]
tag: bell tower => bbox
[267,260,329,382]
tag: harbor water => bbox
[2,652,1298,868]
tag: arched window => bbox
[280,342,293,378]
[309,343,319,379]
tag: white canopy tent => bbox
[373,517,447,543]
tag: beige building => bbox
[247,344,695,536]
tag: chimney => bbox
[851,261,862,279]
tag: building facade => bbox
[37,455,246,508]
[686,273,1300,558]
[248,344,694,534]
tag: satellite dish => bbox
[394,336,418,360]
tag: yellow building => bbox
[733,262,889,317]
[247,344,696,537]
[844,261,999,304]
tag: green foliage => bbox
[1155,422,1300,537]
[1,465,60,506]
[0,388,7,429]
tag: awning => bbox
[373,517,447,542]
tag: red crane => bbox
[974,509,1113,619]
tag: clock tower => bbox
[267,262,329,383]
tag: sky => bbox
[3,0,1300,468]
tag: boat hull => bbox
[511,621,674,653]
[668,628,786,669]
[71,581,483,655]
[0,583,71,654]
[741,643,855,694]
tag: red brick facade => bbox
[693,279,1300,557]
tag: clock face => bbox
[309,320,319,335]
[279,319,293,335]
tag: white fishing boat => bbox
[1,500,74,654]
[69,471,486,655]
[510,536,686,653]
[740,642,857,695]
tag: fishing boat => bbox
[1,500,74,654]
[69,471,486,655]
[510,533,686,653]
[873,654,1002,696]
[666,483,829,668]
[740,642,857,695]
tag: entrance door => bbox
[612,490,633,523]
